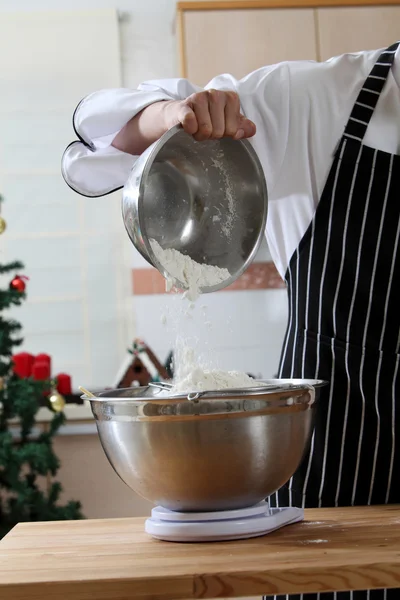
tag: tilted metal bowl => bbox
[86,379,326,512]
[122,125,268,294]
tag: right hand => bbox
[162,90,256,142]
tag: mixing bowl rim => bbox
[82,379,328,403]
[136,124,269,293]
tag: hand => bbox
[162,90,256,142]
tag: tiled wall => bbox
[0,10,133,389]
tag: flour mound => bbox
[170,340,263,394]
[150,239,230,301]
[171,367,263,394]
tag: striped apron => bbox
[267,42,400,600]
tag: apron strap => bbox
[343,41,400,143]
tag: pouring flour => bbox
[150,239,231,302]
[150,239,263,394]
[170,336,263,394]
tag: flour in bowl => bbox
[171,368,262,394]
[170,340,263,394]
[150,239,230,301]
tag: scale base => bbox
[145,501,304,542]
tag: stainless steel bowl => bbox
[87,379,326,512]
[122,125,268,294]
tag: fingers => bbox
[234,114,257,140]
[190,91,214,141]
[224,91,241,137]
[177,90,256,141]
[208,90,227,139]
[177,103,198,136]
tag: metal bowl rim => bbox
[83,379,328,403]
[136,125,269,293]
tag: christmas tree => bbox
[0,195,83,538]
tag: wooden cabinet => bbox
[182,8,317,85]
[178,1,400,82]
[317,6,400,60]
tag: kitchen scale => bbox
[145,501,304,542]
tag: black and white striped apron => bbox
[267,42,400,600]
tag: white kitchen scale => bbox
[145,501,303,542]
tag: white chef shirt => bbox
[62,45,400,278]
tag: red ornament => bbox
[35,353,51,375]
[32,361,50,381]
[13,352,35,378]
[10,275,29,292]
[56,373,72,395]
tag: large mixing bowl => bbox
[86,379,326,512]
[122,125,268,294]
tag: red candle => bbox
[56,373,72,395]
[13,352,34,378]
[35,353,51,375]
[32,361,50,381]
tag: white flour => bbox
[170,340,262,394]
[150,226,253,395]
[171,368,262,393]
[211,153,236,238]
[150,238,230,301]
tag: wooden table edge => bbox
[1,560,400,599]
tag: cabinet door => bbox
[182,8,317,85]
[317,6,400,61]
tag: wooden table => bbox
[1,505,400,599]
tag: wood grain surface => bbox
[177,0,400,11]
[1,505,400,600]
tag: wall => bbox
[0,0,180,85]
[0,10,134,391]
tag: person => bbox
[62,42,400,600]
